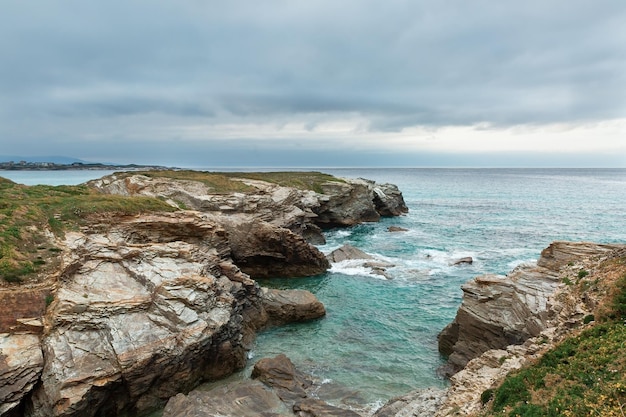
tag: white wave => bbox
[329,260,389,280]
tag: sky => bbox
[1,0,625,168]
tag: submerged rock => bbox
[450,257,473,266]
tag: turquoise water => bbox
[4,168,626,411]
[251,168,626,406]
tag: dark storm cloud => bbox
[1,0,625,164]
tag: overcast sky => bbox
[1,0,625,167]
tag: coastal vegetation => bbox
[0,170,347,283]
[125,170,346,194]
[481,255,626,417]
[0,177,175,283]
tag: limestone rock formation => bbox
[438,255,563,372]
[0,212,327,417]
[207,213,330,279]
[88,172,408,243]
[433,241,626,416]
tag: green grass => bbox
[119,170,345,194]
[0,177,175,283]
[482,264,626,417]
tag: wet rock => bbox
[387,226,408,232]
[260,288,326,327]
[326,245,374,262]
[252,354,312,402]
[451,257,473,266]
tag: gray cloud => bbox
[1,0,625,165]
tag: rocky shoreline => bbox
[0,171,407,417]
[1,171,623,417]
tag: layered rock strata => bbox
[424,241,626,416]
[438,241,624,374]
[0,213,326,417]
[88,172,408,245]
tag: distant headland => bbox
[0,160,169,171]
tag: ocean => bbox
[3,168,626,411]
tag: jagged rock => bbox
[209,214,330,279]
[387,226,408,232]
[438,241,626,374]
[26,213,261,417]
[536,241,618,271]
[372,183,408,217]
[88,173,408,244]
[0,334,44,416]
[451,257,473,266]
[327,245,374,263]
[373,387,447,417]
[252,354,312,402]
[260,288,326,327]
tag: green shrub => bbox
[492,374,531,411]
[577,269,589,279]
[481,388,495,405]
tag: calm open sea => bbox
[4,168,626,411]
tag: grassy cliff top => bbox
[0,170,347,283]
[480,254,626,417]
[117,170,346,194]
[0,178,175,283]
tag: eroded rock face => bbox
[27,213,258,417]
[433,241,626,416]
[89,173,408,241]
[0,334,44,416]
[207,214,330,279]
[0,211,329,417]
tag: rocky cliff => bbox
[0,171,407,417]
[380,241,626,417]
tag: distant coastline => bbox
[0,161,169,171]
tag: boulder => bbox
[260,288,326,327]
[387,226,408,232]
[293,398,362,417]
[251,354,312,401]
[163,380,292,417]
[326,245,374,263]
[164,355,361,417]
